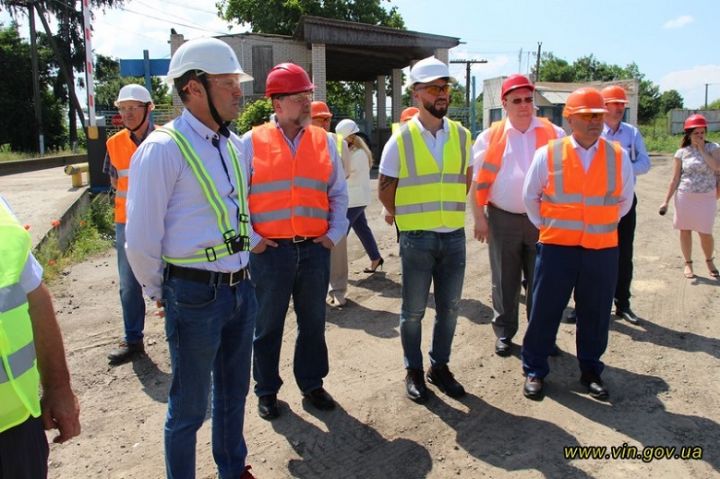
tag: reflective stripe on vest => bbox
[0,202,41,433]
[474,118,557,206]
[155,127,250,264]
[394,119,470,231]
[249,123,332,238]
[335,133,343,155]
[538,137,622,249]
[106,129,138,224]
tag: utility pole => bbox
[535,42,542,81]
[705,83,709,109]
[28,2,45,154]
[450,59,488,116]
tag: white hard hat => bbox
[115,84,152,105]
[166,37,253,84]
[409,56,455,84]
[335,119,359,138]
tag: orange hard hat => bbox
[265,63,314,97]
[311,101,332,119]
[501,74,535,98]
[684,114,707,130]
[563,87,608,118]
[601,85,628,104]
[400,107,419,123]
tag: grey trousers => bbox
[487,204,539,341]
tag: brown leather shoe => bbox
[405,369,428,403]
[523,376,544,400]
[107,341,144,365]
[426,365,466,398]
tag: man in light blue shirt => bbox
[600,85,650,325]
[125,38,258,479]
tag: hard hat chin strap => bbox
[125,104,151,133]
[198,75,231,133]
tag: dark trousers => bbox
[615,195,637,311]
[522,244,618,379]
[0,416,48,479]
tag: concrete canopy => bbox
[294,16,460,81]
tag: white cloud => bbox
[659,65,720,109]
[663,15,693,29]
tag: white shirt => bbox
[472,117,566,214]
[347,147,372,207]
[522,135,635,229]
[379,116,451,176]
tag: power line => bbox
[119,5,232,36]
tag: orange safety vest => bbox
[475,118,558,206]
[249,123,332,238]
[539,137,623,249]
[107,129,137,224]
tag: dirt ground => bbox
[44,155,719,478]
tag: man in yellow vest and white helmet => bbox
[379,56,472,403]
[0,196,80,478]
[104,83,155,365]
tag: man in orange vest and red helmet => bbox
[104,83,155,365]
[240,63,348,420]
[521,87,634,401]
[470,74,565,357]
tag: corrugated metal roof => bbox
[539,91,570,105]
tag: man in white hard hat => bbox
[104,84,155,366]
[125,38,257,479]
[378,56,472,403]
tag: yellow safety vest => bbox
[0,202,41,433]
[395,120,470,231]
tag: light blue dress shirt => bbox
[602,122,651,177]
[239,117,348,246]
[125,109,256,300]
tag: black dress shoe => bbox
[427,365,466,398]
[303,388,336,410]
[562,310,577,324]
[616,307,639,324]
[405,369,428,403]
[495,338,512,357]
[523,376,544,400]
[549,344,561,357]
[258,394,279,420]
[580,375,609,400]
[107,341,144,365]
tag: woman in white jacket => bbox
[336,119,384,273]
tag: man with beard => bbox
[104,84,155,366]
[520,87,634,401]
[240,63,348,420]
[378,56,472,403]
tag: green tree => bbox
[0,24,66,151]
[659,89,684,114]
[236,98,273,134]
[94,54,170,109]
[219,0,404,35]
[708,98,720,109]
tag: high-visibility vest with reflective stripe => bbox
[334,133,343,155]
[106,129,137,224]
[249,123,332,238]
[539,137,623,249]
[155,127,251,265]
[474,118,558,206]
[0,202,40,433]
[395,119,470,231]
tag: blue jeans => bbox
[399,229,466,370]
[116,223,146,344]
[250,241,330,396]
[162,275,256,479]
[347,206,381,261]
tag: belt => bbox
[165,264,249,286]
[488,202,527,217]
[272,236,316,245]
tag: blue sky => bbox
[2,0,719,108]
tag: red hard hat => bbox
[311,101,332,119]
[601,85,628,104]
[400,107,419,123]
[563,87,607,118]
[501,74,535,98]
[265,63,314,97]
[684,114,707,130]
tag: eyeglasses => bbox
[576,112,605,121]
[510,96,534,105]
[118,105,146,114]
[278,91,313,103]
[206,76,244,91]
[418,84,451,96]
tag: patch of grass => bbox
[639,117,720,155]
[0,144,88,162]
[35,194,115,282]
